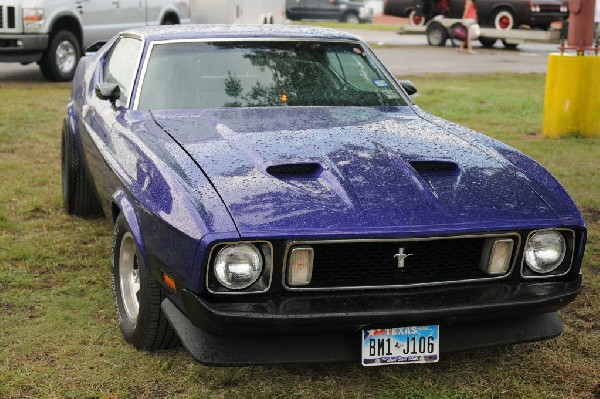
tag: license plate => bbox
[361,325,439,366]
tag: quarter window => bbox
[103,37,142,106]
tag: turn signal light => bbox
[162,271,177,291]
[287,247,314,286]
[481,239,514,275]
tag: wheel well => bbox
[161,12,180,24]
[49,16,82,49]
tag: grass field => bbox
[0,75,598,399]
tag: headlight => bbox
[23,8,45,33]
[524,230,566,274]
[214,243,263,290]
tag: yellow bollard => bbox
[542,53,600,138]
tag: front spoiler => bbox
[163,299,564,366]
[162,276,581,365]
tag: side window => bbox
[103,37,143,106]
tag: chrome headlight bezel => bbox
[23,8,45,33]
[206,241,273,294]
[521,229,575,278]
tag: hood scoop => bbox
[409,160,458,174]
[266,163,322,178]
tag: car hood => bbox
[152,107,559,238]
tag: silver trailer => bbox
[191,0,286,24]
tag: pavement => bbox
[0,25,559,82]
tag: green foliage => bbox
[0,76,598,398]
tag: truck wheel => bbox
[408,10,425,26]
[112,213,180,350]
[39,30,80,82]
[61,119,103,217]
[426,23,448,46]
[342,12,360,24]
[492,9,514,30]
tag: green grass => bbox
[0,75,599,398]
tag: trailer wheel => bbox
[492,9,514,30]
[479,37,497,47]
[408,10,425,26]
[426,23,448,46]
[501,40,519,50]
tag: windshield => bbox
[136,41,407,110]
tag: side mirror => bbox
[398,79,417,95]
[95,82,120,106]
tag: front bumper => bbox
[0,33,48,62]
[163,276,581,365]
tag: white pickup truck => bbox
[0,0,190,81]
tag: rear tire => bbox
[479,37,497,47]
[61,119,103,217]
[491,9,515,31]
[112,213,180,350]
[426,23,448,46]
[502,40,519,50]
[408,9,425,26]
[39,30,80,82]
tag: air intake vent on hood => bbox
[266,163,321,178]
[409,160,458,173]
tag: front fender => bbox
[112,190,146,259]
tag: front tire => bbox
[112,214,179,350]
[39,30,80,81]
[61,119,103,217]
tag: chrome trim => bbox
[100,34,144,110]
[282,233,521,292]
[205,241,274,295]
[520,228,576,279]
[131,37,409,110]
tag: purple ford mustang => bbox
[63,24,585,366]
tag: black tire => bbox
[61,119,103,217]
[111,213,180,350]
[490,8,515,31]
[161,14,178,25]
[502,40,519,50]
[479,37,497,47]
[426,23,448,46]
[342,12,360,24]
[39,30,80,82]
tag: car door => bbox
[80,36,144,204]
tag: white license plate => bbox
[361,325,439,366]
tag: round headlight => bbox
[524,230,566,274]
[214,244,263,290]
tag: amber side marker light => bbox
[162,272,177,291]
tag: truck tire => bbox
[479,37,497,47]
[61,119,103,217]
[39,30,80,82]
[426,23,448,46]
[501,40,519,50]
[112,213,180,350]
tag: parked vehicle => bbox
[286,0,374,23]
[64,24,585,366]
[0,0,190,81]
[383,0,568,30]
[191,0,286,25]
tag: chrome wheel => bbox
[119,232,140,323]
[55,40,76,75]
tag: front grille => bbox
[286,236,515,289]
[0,6,4,29]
